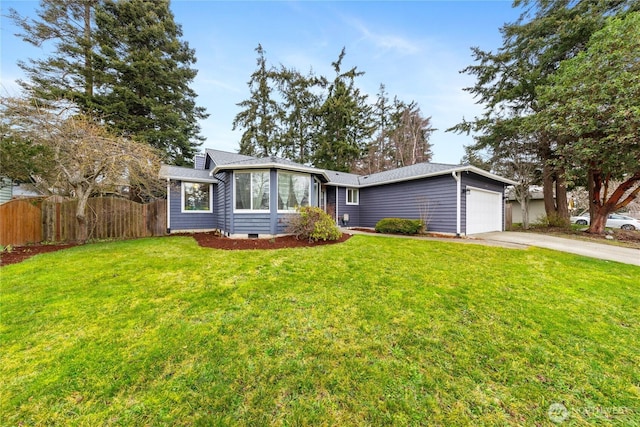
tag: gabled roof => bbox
[159,164,218,183]
[205,149,255,167]
[160,149,516,187]
[357,163,517,187]
[206,148,330,180]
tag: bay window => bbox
[235,171,270,211]
[278,172,310,211]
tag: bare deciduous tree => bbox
[1,96,162,242]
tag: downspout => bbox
[335,187,339,226]
[452,171,460,237]
[166,178,171,234]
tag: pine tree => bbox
[312,48,374,172]
[94,0,207,165]
[450,0,638,221]
[232,44,283,158]
[10,0,207,165]
[9,0,100,109]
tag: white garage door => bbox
[466,187,503,234]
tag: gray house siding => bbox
[276,213,296,234]
[232,214,272,235]
[214,171,232,235]
[359,175,458,233]
[169,181,218,231]
[334,186,360,226]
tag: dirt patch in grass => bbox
[1,233,352,267]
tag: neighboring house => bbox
[0,177,12,204]
[159,149,516,237]
[0,178,43,204]
[507,188,549,225]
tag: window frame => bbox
[181,181,213,213]
[233,170,271,213]
[346,187,359,205]
[277,171,311,212]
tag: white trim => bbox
[163,175,217,184]
[181,181,213,213]
[233,170,271,213]
[166,179,171,231]
[452,171,461,236]
[213,162,330,182]
[466,185,502,195]
[346,188,359,205]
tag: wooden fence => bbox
[0,197,166,246]
[0,199,42,246]
[505,203,513,230]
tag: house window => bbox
[278,172,310,211]
[235,171,270,211]
[346,188,359,205]
[182,182,212,212]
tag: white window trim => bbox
[233,170,271,213]
[181,181,213,213]
[277,171,312,213]
[346,187,359,205]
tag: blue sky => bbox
[1,1,522,164]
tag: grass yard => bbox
[1,235,639,426]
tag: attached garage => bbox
[466,187,503,234]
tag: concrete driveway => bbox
[474,231,640,266]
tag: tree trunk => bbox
[75,189,91,243]
[555,171,569,225]
[521,196,530,230]
[543,163,556,217]
[588,208,608,234]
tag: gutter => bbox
[452,171,461,236]
[166,178,171,234]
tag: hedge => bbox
[375,218,424,235]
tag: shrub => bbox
[375,218,423,235]
[532,213,571,229]
[286,206,342,242]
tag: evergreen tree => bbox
[275,66,322,164]
[312,48,374,172]
[532,12,640,233]
[95,0,207,165]
[387,99,434,168]
[232,44,283,157]
[449,0,638,222]
[10,0,207,165]
[9,0,100,109]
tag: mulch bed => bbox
[190,231,352,250]
[1,243,79,267]
[1,233,352,267]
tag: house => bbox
[159,149,516,238]
[506,187,548,225]
[0,178,12,204]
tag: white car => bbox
[570,212,640,230]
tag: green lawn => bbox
[1,235,639,426]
